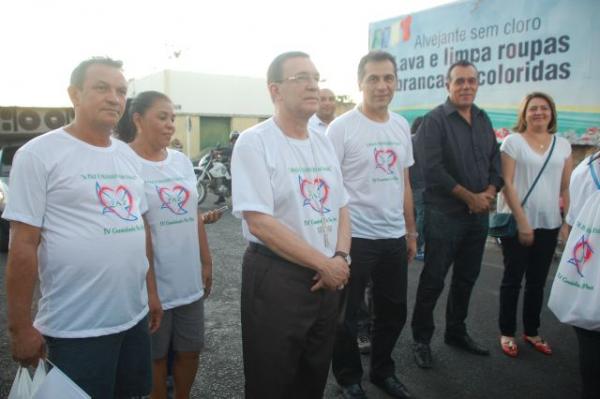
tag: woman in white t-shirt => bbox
[127,91,215,399]
[497,92,573,357]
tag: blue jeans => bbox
[411,207,488,343]
[45,315,152,398]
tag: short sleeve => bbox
[2,149,48,227]
[500,134,519,160]
[231,134,274,218]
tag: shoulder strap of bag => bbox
[588,152,600,190]
[521,135,556,206]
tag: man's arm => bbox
[197,211,213,298]
[6,221,46,367]
[403,169,417,261]
[143,217,163,333]
[244,211,349,291]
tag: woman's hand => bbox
[518,228,534,246]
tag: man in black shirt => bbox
[411,60,502,369]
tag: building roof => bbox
[128,70,273,117]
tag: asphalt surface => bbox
[0,194,582,398]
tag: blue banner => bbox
[369,0,600,145]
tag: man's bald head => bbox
[317,88,336,123]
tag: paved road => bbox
[0,196,582,398]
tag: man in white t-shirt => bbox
[232,51,351,398]
[4,57,162,398]
[308,87,337,135]
[328,51,416,399]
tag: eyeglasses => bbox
[276,73,326,85]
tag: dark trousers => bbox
[499,228,559,336]
[413,188,426,251]
[45,315,152,399]
[412,207,488,343]
[241,244,339,399]
[574,327,600,399]
[332,237,408,385]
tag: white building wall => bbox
[128,70,273,117]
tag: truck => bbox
[0,106,74,251]
[368,0,599,149]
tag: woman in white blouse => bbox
[497,92,573,357]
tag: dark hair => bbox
[70,57,123,88]
[357,51,397,82]
[115,91,171,142]
[446,60,478,82]
[411,116,424,135]
[513,91,558,134]
[267,51,310,84]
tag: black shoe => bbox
[340,383,368,399]
[413,342,433,368]
[444,333,490,356]
[371,376,412,399]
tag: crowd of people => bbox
[3,51,598,399]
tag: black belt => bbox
[248,242,282,260]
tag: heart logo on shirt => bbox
[157,185,190,215]
[374,148,398,175]
[568,235,594,277]
[298,176,331,214]
[96,183,139,221]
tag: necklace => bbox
[280,126,331,248]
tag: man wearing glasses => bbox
[328,51,416,399]
[231,51,351,398]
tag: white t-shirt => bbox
[497,133,571,229]
[136,149,203,310]
[2,129,149,338]
[308,114,328,135]
[326,107,414,239]
[566,152,600,226]
[232,118,349,257]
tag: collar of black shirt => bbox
[443,97,482,118]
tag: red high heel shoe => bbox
[523,335,552,355]
[500,336,518,358]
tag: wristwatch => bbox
[333,251,351,265]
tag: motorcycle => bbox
[194,145,232,205]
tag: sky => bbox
[1,0,454,107]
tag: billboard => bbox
[369,0,600,145]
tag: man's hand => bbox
[202,210,223,224]
[10,325,46,367]
[202,263,213,298]
[468,191,494,214]
[148,292,163,334]
[311,256,350,292]
[406,236,417,263]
